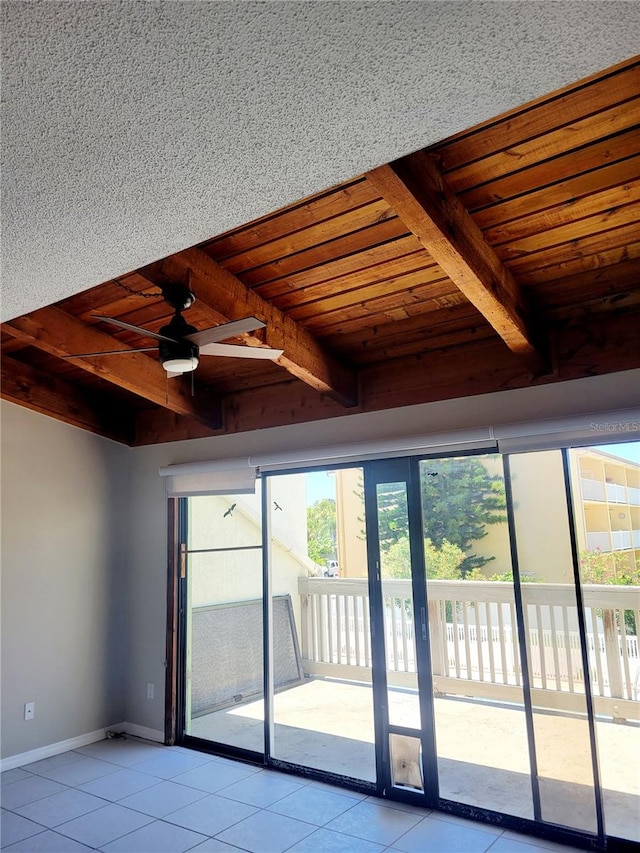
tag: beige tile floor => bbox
[0,737,588,853]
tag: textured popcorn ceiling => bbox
[2,1,639,321]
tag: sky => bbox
[305,470,336,506]
[593,441,640,464]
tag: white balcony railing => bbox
[581,477,606,501]
[586,530,640,552]
[581,477,637,505]
[299,578,640,720]
[606,482,628,503]
[611,530,633,550]
[586,531,612,552]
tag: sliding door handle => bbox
[179,542,187,579]
[420,607,427,641]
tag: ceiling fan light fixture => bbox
[163,355,200,374]
[158,317,200,374]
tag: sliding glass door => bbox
[181,485,265,758]
[568,443,640,843]
[176,440,638,845]
[419,454,534,818]
[363,459,436,800]
[506,450,601,835]
[359,452,538,818]
[371,448,610,841]
[266,467,377,784]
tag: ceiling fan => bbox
[69,282,283,375]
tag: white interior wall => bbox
[0,402,131,759]
[126,370,640,732]
[1,371,637,753]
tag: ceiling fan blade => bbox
[199,342,284,360]
[92,314,176,343]
[185,316,266,346]
[63,347,158,358]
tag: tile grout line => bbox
[1,744,592,853]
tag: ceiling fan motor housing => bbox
[159,313,200,372]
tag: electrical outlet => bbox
[147,683,154,700]
[24,702,35,721]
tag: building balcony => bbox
[586,530,640,552]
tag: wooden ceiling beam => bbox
[133,307,640,444]
[139,247,358,407]
[134,408,222,446]
[1,356,135,444]
[4,307,222,428]
[367,152,545,373]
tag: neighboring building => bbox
[335,468,368,578]
[570,448,640,569]
[333,448,640,581]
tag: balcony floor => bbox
[189,676,640,843]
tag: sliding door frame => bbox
[363,457,439,804]
[262,461,378,794]
[561,448,605,841]
[502,455,542,821]
[164,496,181,745]
[502,450,605,846]
[168,448,620,850]
[174,493,266,765]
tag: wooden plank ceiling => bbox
[3,57,639,446]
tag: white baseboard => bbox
[0,727,110,772]
[1,722,165,771]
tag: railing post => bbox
[602,608,625,710]
[300,591,309,662]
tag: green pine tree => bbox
[420,456,506,574]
